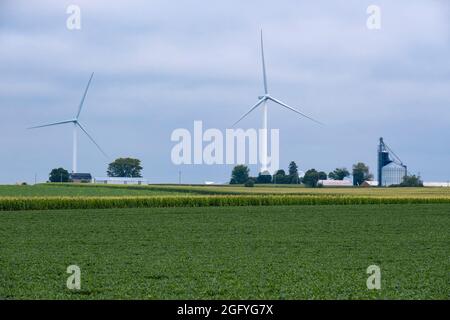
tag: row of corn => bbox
[1,195,450,211]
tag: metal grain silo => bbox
[378,137,407,186]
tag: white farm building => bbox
[423,182,450,187]
[94,177,147,185]
[318,180,353,187]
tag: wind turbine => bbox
[233,30,322,174]
[28,73,107,173]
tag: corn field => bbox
[2,195,450,211]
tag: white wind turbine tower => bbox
[233,31,322,174]
[28,73,107,173]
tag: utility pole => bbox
[34,173,37,185]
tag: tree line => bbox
[230,161,422,187]
[46,157,421,187]
[231,162,372,187]
[48,158,143,182]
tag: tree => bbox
[318,171,327,180]
[302,169,318,187]
[302,169,328,187]
[49,168,69,183]
[352,162,373,186]
[230,165,250,184]
[273,169,290,184]
[328,168,350,180]
[288,161,300,184]
[399,175,423,187]
[107,158,143,177]
[256,172,272,184]
[244,178,255,187]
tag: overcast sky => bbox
[1,0,449,184]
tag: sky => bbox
[0,0,449,184]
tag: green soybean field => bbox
[0,204,448,299]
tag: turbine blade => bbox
[76,72,94,119]
[28,119,75,129]
[76,122,108,158]
[232,98,266,127]
[268,96,323,125]
[261,30,268,94]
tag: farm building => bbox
[69,173,92,183]
[93,177,147,185]
[423,182,450,187]
[318,180,353,187]
[360,180,379,187]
